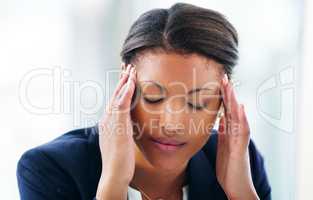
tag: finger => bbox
[219,114,229,146]
[217,117,226,149]
[106,64,131,113]
[221,74,231,118]
[116,67,137,109]
[119,63,125,79]
[223,75,243,138]
[229,83,240,120]
[116,63,132,94]
[121,62,127,70]
[238,104,251,149]
[119,63,128,79]
[229,84,245,138]
[221,74,232,134]
[217,116,229,168]
[217,115,225,135]
[113,64,132,99]
[239,104,250,136]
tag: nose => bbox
[161,125,184,137]
[159,97,185,136]
[164,95,186,113]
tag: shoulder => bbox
[17,126,101,199]
[202,130,272,200]
[18,126,99,170]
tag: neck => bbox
[130,144,188,198]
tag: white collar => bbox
[128,185,189,200]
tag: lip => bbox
[150,137,187,152]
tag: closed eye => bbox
[144,98,207,111]
[143,97,164,104]
[187,102,207,110]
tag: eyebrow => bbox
[139,81,164,91]
[187,87,215,95]
[139,80,215,95]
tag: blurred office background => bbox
[1,0,312,199]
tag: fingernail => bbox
[121,62,126,69]
[120,69,125,78]
[127,64,131,71]
[130,67,135,74]
[223,74,228,85]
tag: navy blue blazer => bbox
[17,126,271,200]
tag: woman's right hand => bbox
[96,64,137,199]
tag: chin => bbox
[150,155,184,170]
[137,140,189,171]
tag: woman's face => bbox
[130,51,224,171]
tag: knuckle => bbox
[124,89,133,99]
[126,83,135,96]
[111,100,129,113]
[112,101,123,109]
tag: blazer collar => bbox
[187,149,223,200]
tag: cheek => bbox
[130,101,160,138]
[187,134,211,156]
[186,113,217,136]
[185,121,213,155]
[172,130,211,162]
[131,98,156,122]
[132,97,163,116]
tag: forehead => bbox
[134,52,224,90]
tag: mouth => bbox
[149,137,187,152]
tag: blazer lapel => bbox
[187,149,227,200]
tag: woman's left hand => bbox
[216,74,259,200]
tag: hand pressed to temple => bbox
[216,74,260,200]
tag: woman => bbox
[17,3,271,200]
